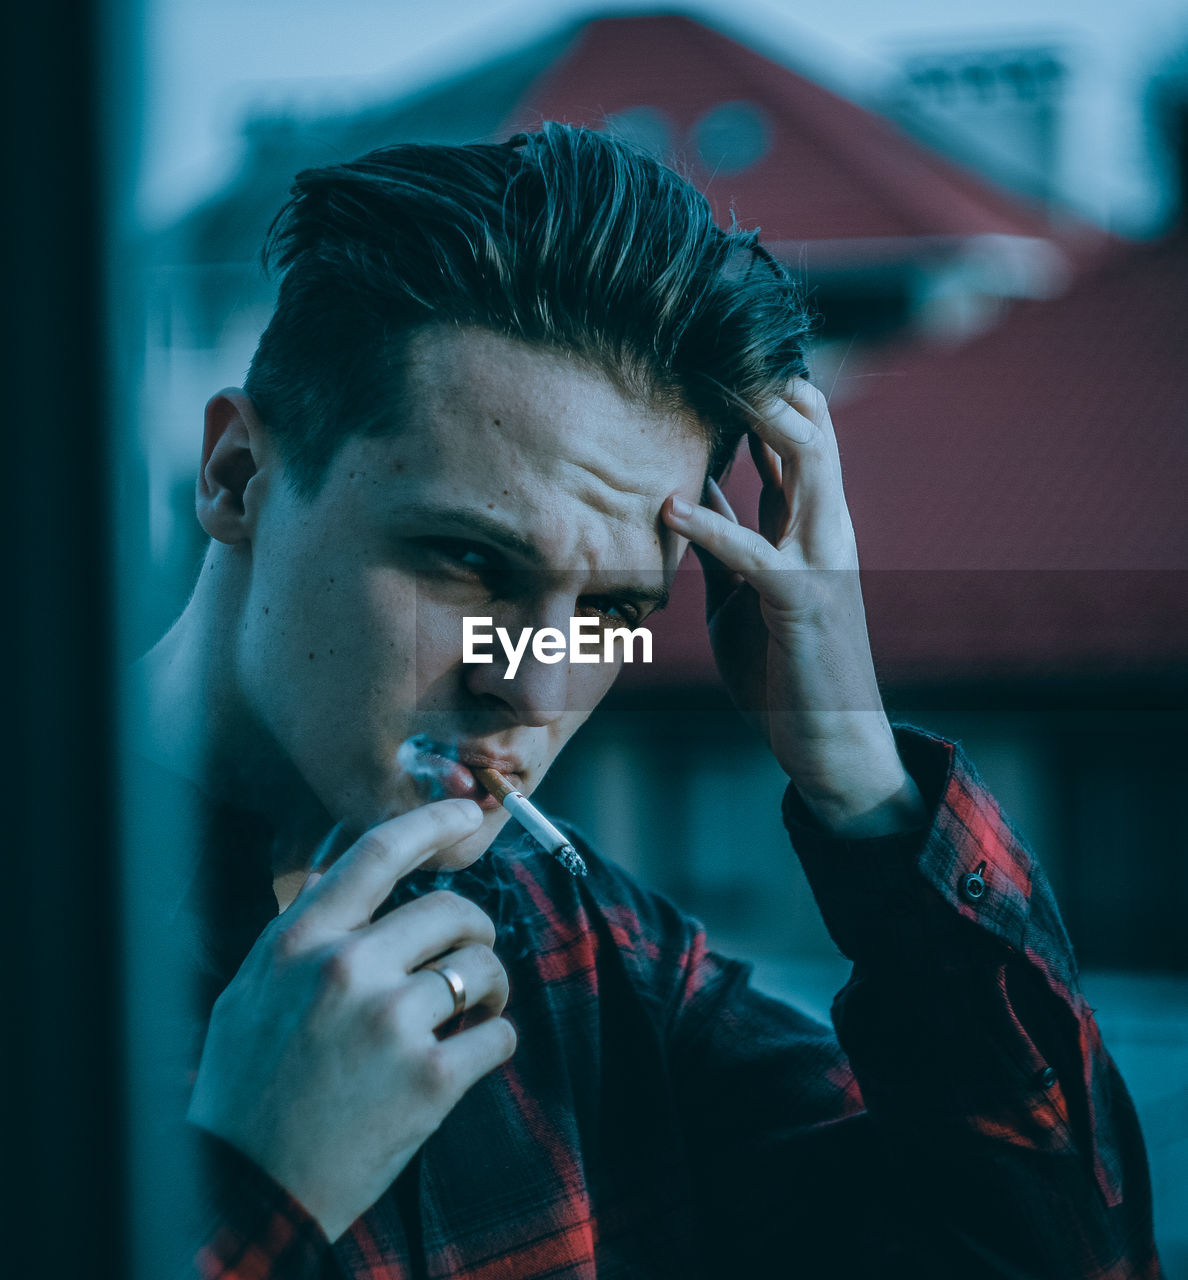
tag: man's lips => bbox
[415,750,525,811]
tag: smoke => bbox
[382,826,549,965]
[394,731,459,801]
[377,733,575,962]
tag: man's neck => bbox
[131,545,333,872]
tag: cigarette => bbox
[473,767,588,877]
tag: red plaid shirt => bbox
[172,728,1163,1278]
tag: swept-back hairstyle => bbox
[245,122,812,495]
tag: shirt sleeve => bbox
[666,725,1163,1279]
[183,1131,338,1280]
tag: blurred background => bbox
[6,0,1185,1275]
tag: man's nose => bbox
[462,599,583,727]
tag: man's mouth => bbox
[394,734,585,877]
[406,742,526,811]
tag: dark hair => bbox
[245,122,812,496]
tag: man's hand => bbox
[663,379,926,837]
[187,798,516,1241]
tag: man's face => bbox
[235,327,709,867]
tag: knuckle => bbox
[428,890,493,941]
[740,528,771,562]
[365,988,414,1042]
[414,1044,451,1097]
[422,889,465,928]
[792,378,827,410]
[271,916,315,964]
[494,1017,518,1063]
[352,830,392,872]
[424,800,472,840]
[478,946,508,991]
[490,974,511,1015]
[472,909,498,948]
[427,800,460,830]
[425,888,462,913]
[320,940,362,993]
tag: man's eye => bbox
[452,548,490,571]
[428,540,497,574]
[580,599,642,625]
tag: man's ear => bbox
[197,389,269,544]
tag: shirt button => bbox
[1037,1066,1058,1089]
[959,871,986,902]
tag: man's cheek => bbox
[563,659,621,721]
[413,605,468,676]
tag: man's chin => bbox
[419,812,507,872]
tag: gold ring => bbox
[431,964,467,1020]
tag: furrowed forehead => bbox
[394,328,708,492]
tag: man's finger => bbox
[695,481,745,617]
[367,889,497,973]
[782,376,832,428]
[743,434,792,545]
[407,942,511,1028]
[691,540,739,621]
[664,495,782,581]
[434,1014,518,1097]
[746,430,782,491]
[750,396,842,514]
[751,396,817,455]
[779,377,841,452]
[296,871,323,899]
[705,477,740,524]
[310,821,353,871]
[293,800,484,931]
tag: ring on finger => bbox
[429,964,467,1020]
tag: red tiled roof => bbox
[839,230,1187,574]
[636,231,1188,687]
[503,14,1054,243]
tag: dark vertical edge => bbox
[0,0,135,1272]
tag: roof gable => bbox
[503,14,1053,242]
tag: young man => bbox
[136,125,1162,1277]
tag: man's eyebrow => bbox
[396,503,549,565]
[395,502,672,611]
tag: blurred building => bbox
[888,45,1068,210]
